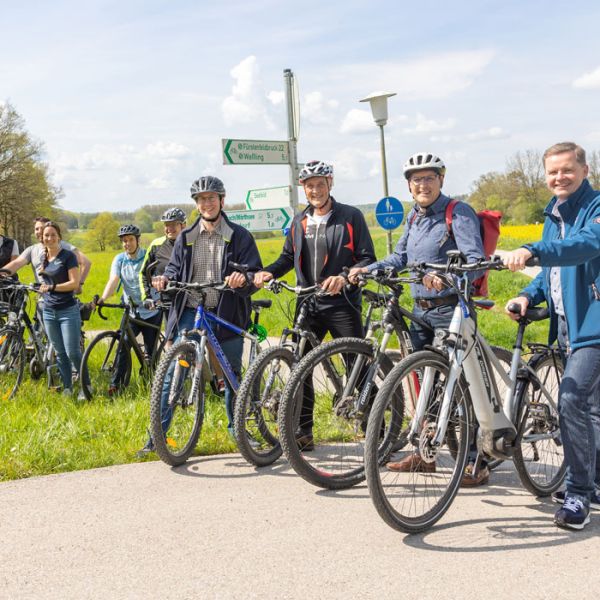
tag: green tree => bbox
[134,208,154,233]
[87,212,121,252]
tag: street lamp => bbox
[359,91,397,254]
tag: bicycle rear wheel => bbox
[234,345,294,467]
[149,340,204,466]
[0,328,25,401]
[364,350,471,534]
[80,331,130,400]
[278,337,396,490]
[513,350,565,496]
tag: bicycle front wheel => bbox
[0,328,25,401]
[80,331,130,400]
[364,350,471,534]
[234,345,294,467]
[278,337,396,490]
[513,350,565,496]
[149,340,204,466]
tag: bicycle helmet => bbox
[118,224,141,238]
[190,176,226,198]
[160,208,186,223]
[298,160,334,183]
[402,152,446,179]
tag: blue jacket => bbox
[522,179,600,350]
[367,193,484,299]
[164,213,262,341]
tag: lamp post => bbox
[359,91,397,254]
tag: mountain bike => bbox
[80,296,168,399]
[0,277,61,399]
[149,276,265,466]
[233,279,385,467]
[364,253,564,533]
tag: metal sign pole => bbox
[379,124,393,254]
[284,69,299,214]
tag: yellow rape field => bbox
[497,223,544,249]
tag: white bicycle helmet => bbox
[298,160,334,183]
[403,152,446,179]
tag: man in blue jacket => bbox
[138,175,262,456]
[504,141,600,530]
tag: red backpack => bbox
[410,199,502,297]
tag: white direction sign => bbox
[245,186,291,209]
[227,207,293,232]
[222,139,290,165]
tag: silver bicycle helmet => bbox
[298,160,334,183]
[403,152,446,179]
[190,176,226,198]
[160,208,186,223]
[118,224,141,237]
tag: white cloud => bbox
[573,66,600,89]
[340,108,375,134]
[221,55,275,129]
[430,127,509,143]
[330,49,495,100]
[303,91,339,125]
[267,90,284,105]
[144,141,190,159]
[146,176,170,190]
[55,145,133,171]
[333,147,380,182]
[402,113,456,134]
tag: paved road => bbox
[1,456,598,600]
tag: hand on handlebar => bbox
[422,271,447,292]
[225,271,246,289]
[347,266,368,285]
[320,275,346,295]
[505,296,529,320]
[502,247,533,272]
[152,275,169,292]
[253,271,273,289]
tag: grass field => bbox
[0,224,546,481]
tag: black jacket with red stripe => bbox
[265,197,376,309]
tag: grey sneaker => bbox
[62,388,73,398]
[76,389,88,402]
[552,489,600,511]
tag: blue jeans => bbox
[43,303,85,391]
[409,302,457,351]
[557,316,600,502]
[158,308,243,436]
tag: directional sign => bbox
[222,139,290,165]
[245,186,291,209]
[375,196,404,230]
[227,207,293,232]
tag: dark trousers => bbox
[112,311,163,388]
[297,303,364,432]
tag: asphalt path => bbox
[1,455,598,600]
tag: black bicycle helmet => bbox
[118,224,141,237]
[190,176,226,198]
[160,208,186,223]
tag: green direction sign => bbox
[222,139,290,165]
[227,207,293,232]
[245,185,291,209]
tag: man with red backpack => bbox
[349,152,490,484]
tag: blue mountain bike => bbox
[148,276,267,466]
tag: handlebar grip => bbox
[525,256,540,267]
[507,303,523,315]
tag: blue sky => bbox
[2,0,600,212]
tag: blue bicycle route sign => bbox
[375,196,404,230]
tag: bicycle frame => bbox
[411,268,559,461]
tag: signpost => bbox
[226,207,293,233]
[375,196,404,231]
[245,186,291,210]
[222,139,289,165]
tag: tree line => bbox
[3,101,600,250]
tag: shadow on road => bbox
[168,454,296,479]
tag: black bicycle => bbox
[80,297,168,399]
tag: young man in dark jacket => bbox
[254,160,376,449]
[138,176,262,456]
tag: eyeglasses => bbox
[410,175,439,185]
